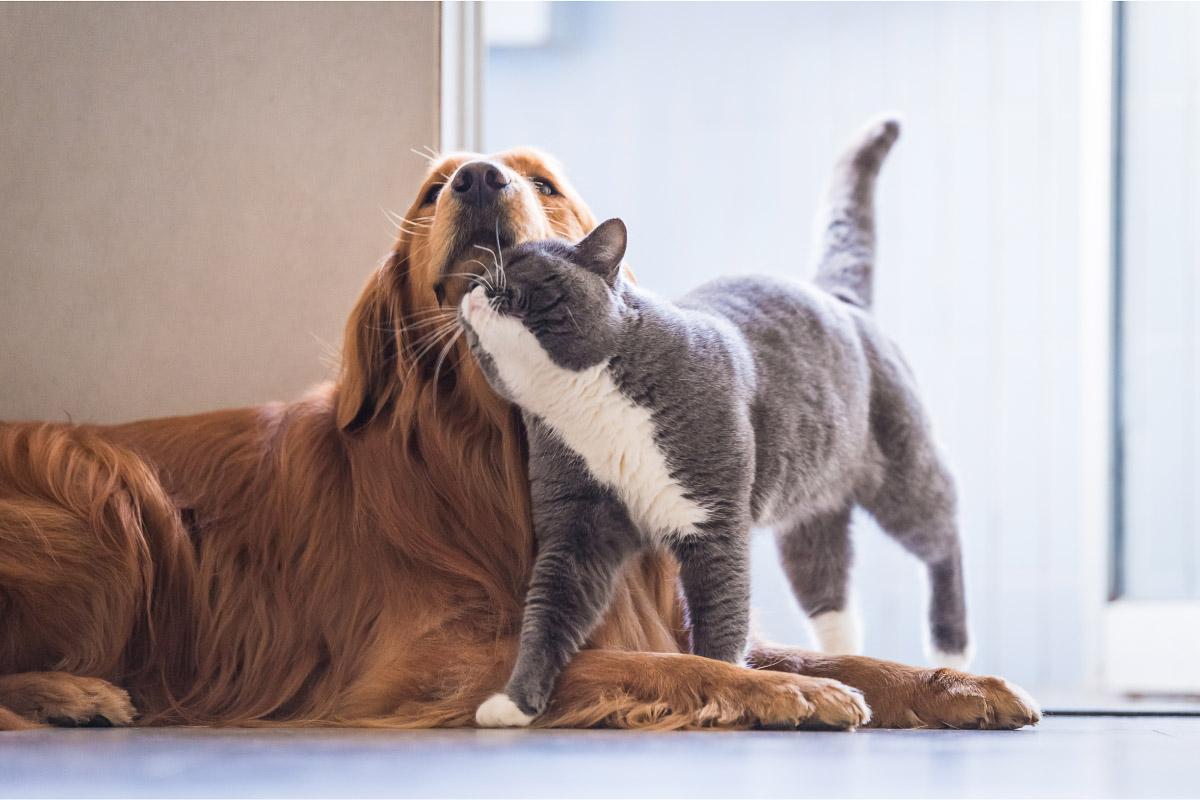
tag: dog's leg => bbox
[774,506,862,655]
[0,425,199,723]
[0,673,137,728]
[747,642,1040,730]
[0,705,42,730]
[537,649,870,731]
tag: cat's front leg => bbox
[476,462,642,727]
[671,525,751,664]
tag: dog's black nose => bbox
[451,161,509,208]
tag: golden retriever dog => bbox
[0,136,1040,731]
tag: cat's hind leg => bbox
[859,354,971,668]
[774,506,863,655]
[862,463,970,668]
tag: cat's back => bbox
[680,275,874,523]
[678,275,863,367]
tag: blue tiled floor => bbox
[2,716,1197,798]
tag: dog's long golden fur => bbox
[0,148,1039,731]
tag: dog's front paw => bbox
[799,677,872,730]
[725,671,870,731]
[475,693,536,728]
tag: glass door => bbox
[1107,0,1200,694]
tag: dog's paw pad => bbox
[475,693,535,728]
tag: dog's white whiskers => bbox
[404,316,462,333]
[409,330,458,358]
[430,328,465,390]
[401,307,457,322]
[403,323,462,377]
[407,314,459,340]
[382,208,432,239]
[404,333,457,369]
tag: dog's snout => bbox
[451,161,509,208]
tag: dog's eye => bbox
[422,183,444,205]
[531,177,558,197]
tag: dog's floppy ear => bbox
[571,218,627,287]
[336,255,405,432]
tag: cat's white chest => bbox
[464,295,708,537]
[519,363,709,538]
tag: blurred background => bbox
[2,1,1196,699]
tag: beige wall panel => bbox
[0,2,440,422]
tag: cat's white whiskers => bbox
[494,219,508,291]
[472,243,499,267]
[565,306,582,334]
[463,258,500,293]
[441,270,493,292]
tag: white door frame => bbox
[1078,0,1117,694]
[440,1,484,153]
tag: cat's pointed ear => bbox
[572,218,627,286]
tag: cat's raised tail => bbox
[812,115,901,310]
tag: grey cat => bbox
[462,119,969,728]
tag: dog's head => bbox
[337,148,597,431]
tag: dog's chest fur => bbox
[473,313,708,537]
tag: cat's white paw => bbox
[809,608,863,655]
[928,646,974,671]
[475,693,535,728]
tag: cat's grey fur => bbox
[461,119,969,725]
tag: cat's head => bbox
[458,218,629,398]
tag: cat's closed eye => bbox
[524,288,560,314]
[491,288,526,314]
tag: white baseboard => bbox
[1104,601,1200,694]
